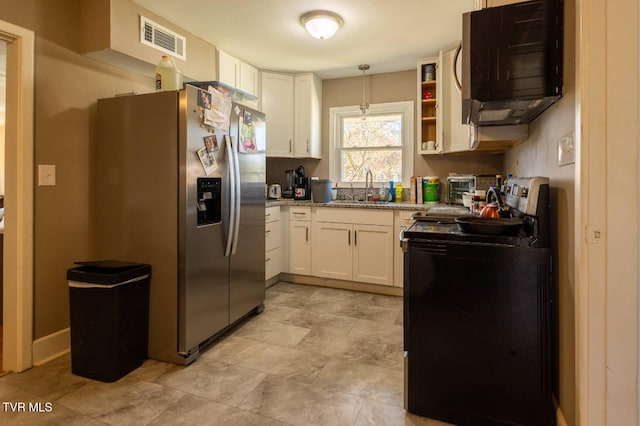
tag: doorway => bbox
[0,39,6,374]
[0,20,34,373]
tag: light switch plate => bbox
[558,132,575,166]
[38,164,56,186]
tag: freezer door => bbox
[178,86,231,354]
[228,105,266,323]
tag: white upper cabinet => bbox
[294,73,322,159]
[216,49,258,98]
[261,72,295,157]
[261,71,322,159]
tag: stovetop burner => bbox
[404,177,550,248]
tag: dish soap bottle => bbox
[395,183,403,203]
[388,181,395,202]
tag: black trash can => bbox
[67,260,151,382]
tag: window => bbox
[330,101,414,185]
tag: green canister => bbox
[423,176,440,202]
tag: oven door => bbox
[404,238,554,425]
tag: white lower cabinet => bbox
[312,222,352,280]
[289,206,312,275]
[312,208,394,286]
[265,206,282,280]
[353,224,394,285]
[393,210,421,287]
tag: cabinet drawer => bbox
[266,206,280,223]
[290,205,311,221]
[266,247,282,280]
[266,220,282,251]
[314,207,393,226]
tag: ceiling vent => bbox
[140,16,186,61]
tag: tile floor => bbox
[0,282,452,425]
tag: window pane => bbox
[342,149,402,182]
[342,114,402,148]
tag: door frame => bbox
[1,19,34,372]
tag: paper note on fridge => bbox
[203,85,231,130]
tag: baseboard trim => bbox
[279,273,403,296]
[556,405,568,426]
[32,327,70,366]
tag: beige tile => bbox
[153,358,266,406]
[147,393,285,426]
[313,358,404,407]
[0,382,103,425]
[280,309,359,334]
[395,310,404,326]
[257,303,299,323]
[354,399,455,426]
[204,336,329,384]
[128,359,174,381]
[267,291,340,312]
[231,316,311,347]
[201,335,265,363]
[0,355,90,401]
[313,287,375,305]
[349,319,404,346]
[328,299,400,324]
[239,375,364,426]
[295,328,388,365]
[56,376,184,425]
[372,294,403,310]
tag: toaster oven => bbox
[447,174,502,205]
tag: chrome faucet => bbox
[364,169,373,202]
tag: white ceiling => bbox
[132,0,475,79]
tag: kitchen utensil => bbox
[268,184,281,199]
[486,187,510,218]
[454,217,524,236]
[479,202,500,218]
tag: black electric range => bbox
[402,178,557,426]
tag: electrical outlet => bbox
[38,164,56,186]
[558,132,575,166]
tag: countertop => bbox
[266,198,470,216]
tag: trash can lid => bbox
[67,260,151,285]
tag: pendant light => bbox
[358,64,370,120]
[300,10,343,40]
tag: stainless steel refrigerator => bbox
[93,84,265,365]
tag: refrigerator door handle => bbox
[224,135,236,257]
[230,136,242,256]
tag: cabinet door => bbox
[353,225,394,286]
[261,72,294,157]
[294,73,322,159]
[289,221,311,275]
[239,61,258,97]
[312,222,352,280]
[393,211,420,287]
[218,50,239,88]
[441,47,471,153]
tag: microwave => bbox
[447,174,502,205]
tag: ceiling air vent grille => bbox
[140,16,186,61]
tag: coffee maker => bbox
[293,165,311,201]
[283,170,296,199]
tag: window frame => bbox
[329,101,414,186]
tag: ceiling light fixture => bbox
[300,10,343,40]
[359,64,370,120]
